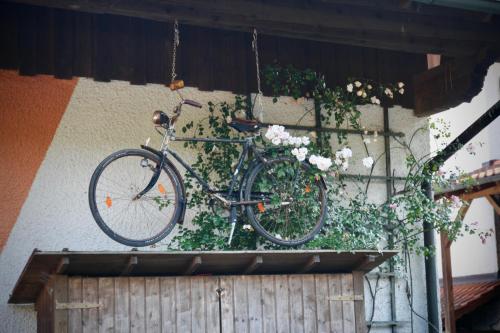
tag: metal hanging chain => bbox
[252,28,264,122]
[171,19,180,84]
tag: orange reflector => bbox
[257,202,266,213]
[105,196,112,208]
[305,184,311,193]
[158,183,166,194]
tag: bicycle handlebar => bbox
[183,99,202,108]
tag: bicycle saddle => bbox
[229,118,261,133]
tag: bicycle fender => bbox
[140,145,187,225]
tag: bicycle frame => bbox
[142,134,267,208]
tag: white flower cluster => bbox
[291,147,308,162]
[309,155,333,171]
[265,125,334,171]
[334,147,352,171]
[362,156,374,168]
[265,125,310,147]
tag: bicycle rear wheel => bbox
[89,149,182,247]
[244,156,327,246]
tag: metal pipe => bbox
[423,99,500,333]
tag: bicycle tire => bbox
[244,156,327,246]
[89,149,183,247]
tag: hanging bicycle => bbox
[88,23,327,247]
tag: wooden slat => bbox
[160,277,176,333]
[68,277,83,333]
[302,275,317,333]
[261,276,276,333]
[114,277,130,333]
[341,274,356,333]
[315,274,331,332]
[204,277,220,333]
[82,278,98,333]
[146,277,161,333]
[183,256,202,275]
[220,276,235,333]
[248,275,262,333]
[175,277,191,332]
[233,276,249,333]
[54,275,68,333]
[274,275,290,333]
[190,277,205,333]
[98,277,114,333]
[328,274,343,333]
[243,256,263,274]
[130,277,146,333]
[288,275,304,333]
[352,271,367,333]
[121,256,138,276]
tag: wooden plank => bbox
[175,277,192,332]
[220,276,235,333]
[341,274,356,333]
[98,278,114,333]
[261,276,277,333]
[68,277,83,333]
[160,277,176,333]
[205,276,220,333]
[146,277,161,333]
[53,8,74,79]
[233,276,249,333]
[114,277,130,333]
[248,275,262,333]
[315,275,331,333]
[274,275,290,333]
[54,275,68,333]
[288,275,304,333]
[302,275,317,333]
[130,277,146,333]
[54,257,69,275]
[328,275,343,333]
[352,271,367,333]
[82,278,98,333]
[190,276,205,333]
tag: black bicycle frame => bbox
[163,136,263,203]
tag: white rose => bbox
[370,96,380,105]
[271,137,281,145]
[362,156,374,168]
[384,88,393,99]
[308,154,318,165]
[398,82,404,88]
[317,157,333,171]
[354,81,362,88]
[226,116,232,123]
[341,147,352,158]
[367,84,372,90]
[356,90,363,97]
[399,88,404,95]
[346,83,353,92]
[341,161,349,171]
[301,136,311,146]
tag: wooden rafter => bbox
[5,0,500,57]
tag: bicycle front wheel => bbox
[89,149,183,247]
[244,156,327,246]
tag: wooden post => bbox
[440,232,455,333]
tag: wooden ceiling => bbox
[5,0,500,57]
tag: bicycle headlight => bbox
[152,110,169,125]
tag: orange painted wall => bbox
[0,70,77,250]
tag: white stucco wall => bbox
[434,63,500,279]
[0,78,429,332]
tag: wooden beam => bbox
[121,256,138,276]
[355,254,378,271]
[54,257,69,275]
[486,195,500,215]
[414,49,498,116]
[243,256,263,274]
[298,255,320,273]
[183,255,202,275]
[440,232,456,333]
[461,183,500,201]
[6,0,498,56]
